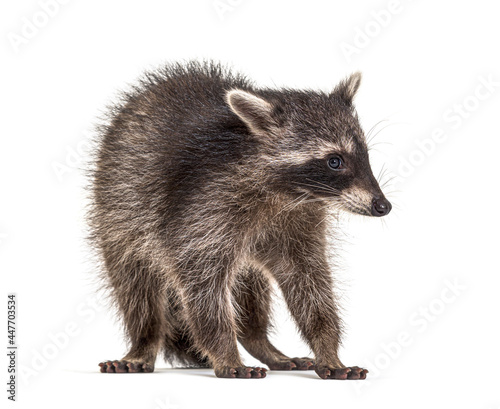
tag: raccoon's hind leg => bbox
[99,258,166,373]
[161,287,211,368]
[233,266,315,371]
[175,253,266,378]
[163,332,211,368]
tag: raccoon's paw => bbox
[315,365,368,380]
[268,357,315,371]
[214,366,267,379]
[99,360,155,373]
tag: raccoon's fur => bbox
[89,60,391,379]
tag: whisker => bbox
[366,121,405,149]
[366,119,390,140]
[301,198,329,205]
[304,178,341,194]
[274,192,309,217]
[315,212,333,228]
[377,164,387,183]
[370,140,393,147]
[342,195,370,216]
[284,192,308,209]
[288,196,309,212]
[380,177,398,190]
[380,217,388,229]
[294,182,337,193]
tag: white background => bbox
[2,0,500,408]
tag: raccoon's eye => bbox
[328,156,343,170]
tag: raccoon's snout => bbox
[371,197,392,217]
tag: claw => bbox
[98,360,154,373]
[316,365,368,380]
[215,366,267,379]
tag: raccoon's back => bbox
[89,61,256,252]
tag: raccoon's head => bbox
[226,73,391,217]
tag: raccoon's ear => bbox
[226,89,275,134]
[332,72,362,106]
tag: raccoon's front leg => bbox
[233,267,315,371]
[177,260,267,379]
[267,247,368,380]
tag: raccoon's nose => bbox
[371,197,392,217]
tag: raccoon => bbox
[89,61,391,380]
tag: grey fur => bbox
[89,60,390,379]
